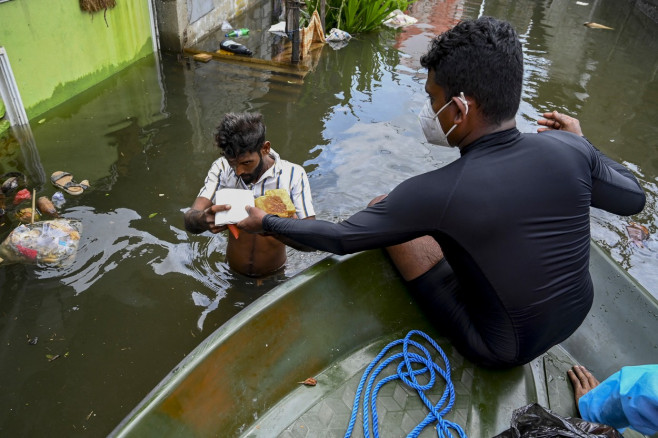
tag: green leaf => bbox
[148,213,158,218]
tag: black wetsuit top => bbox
[263,128,646,367]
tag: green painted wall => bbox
[0,0,153,124]
[0,98,7,134]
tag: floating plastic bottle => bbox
[220,40,253,56]
[225,28,249,37]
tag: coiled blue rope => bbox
[344,330,467,438]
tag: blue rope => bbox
[344,330,467,438]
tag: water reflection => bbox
[1,0,657,436]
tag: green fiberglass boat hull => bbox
[110,242,658,437]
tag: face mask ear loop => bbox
[458,92,469,115]
[445,123,458,137]
[447,92,469,147]
[445,93,469,137]
[433,99,453,118]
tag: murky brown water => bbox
[1,0,656,435]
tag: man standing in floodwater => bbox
[184,112,315,277]
[237,17,646,367]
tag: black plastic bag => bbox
[494,403,622,438]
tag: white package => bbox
[214,189,254,225]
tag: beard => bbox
[239,154,264,185]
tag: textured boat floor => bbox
[243,336,474,437]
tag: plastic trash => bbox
[13,208,39,224]
[325,28,351,50]
[268,21,287,37]
[493,403,622,438]
[325,28,351,41]
[1,171,26,194]
[225,28,249,37]
[0,219,83,267]
[220,39,253,56]
[51,191,66,208]
[383,9,418,28]
[12,188,31,205]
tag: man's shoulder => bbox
[532,130,589,148]
[514,131,596,166]
[275,158,308,175]
[207,155,230,170]
[215,155,230,166]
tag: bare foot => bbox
[568,365,600,413]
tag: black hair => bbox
[214,112,266,158]
[420,16,523,125]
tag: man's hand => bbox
[206,204,232,234]
[185,203,232,234]
[237,205,268,234]
[567,365,600,413]
[537,111,584,136]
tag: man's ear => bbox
[452,92,469,123]
[261,140,271,155]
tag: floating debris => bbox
[626,222,650,248]
[2,177,19,194]
[299,377,317,386]
[584,22,614,30]
[13,188,31,205]
[37,196,59,218]
[51,192,66,208]
[1,172,27,194]
[13,208,39,224]
[193,53,213,63]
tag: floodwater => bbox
[1,0,657,436]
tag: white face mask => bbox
[418,92,468,147]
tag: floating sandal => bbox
[50,171,89,196]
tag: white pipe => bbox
[0,47,29,127]
[148,0,161,55]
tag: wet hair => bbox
[420,16,523,125]
[214,112,266,159]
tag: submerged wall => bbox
[631,0,658,22]
[155,0,261,52]
[0,0,153,127]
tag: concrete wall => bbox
[0,0,153,128]
[155,0,259,52]
[632,0,658,22]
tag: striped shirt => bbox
[197,149,315,219]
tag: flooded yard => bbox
[1,0,657,436]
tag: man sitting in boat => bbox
[184,112,315,277]
[237,17,646,367]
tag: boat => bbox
[110,242,658,437]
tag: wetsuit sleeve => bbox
[262,178,433,254]
[578,365,658,435]
[583,138,646,215]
